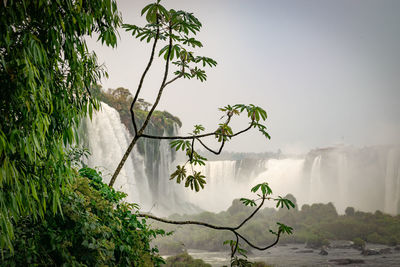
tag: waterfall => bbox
[82,103,400,215]
[309,155,322,204]
[82,102,149,206]
[186,146,400,215]
[384,147,400,214]
[83,104,198,215]
[188,161,239,212]
[337,152,348,211]
[146,124,197,215]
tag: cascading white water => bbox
[82,103,400,215]
[147,124,194,215]
[384,147,400,214]
[83,103,150,206]
[188,161,239,212]
[83,104,198,215]
[337,152,349,211]
[184,146,400,215]
[253,158,306,207]
[309,155,322,204]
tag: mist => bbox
[87,0,400,153]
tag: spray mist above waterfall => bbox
[82,96,400,216]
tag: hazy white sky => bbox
[87,0,400,153]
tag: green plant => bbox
[102,1,294,263]
[164,251,211,267]
[2,168,165,266]
[0,0,120,251]
[352,238,366,250]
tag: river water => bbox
[179,243,400,266]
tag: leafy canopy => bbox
[0,0,120,250]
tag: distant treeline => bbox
[152,195,400,254]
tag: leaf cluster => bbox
[123,0,217,83]
[0,0,121,250]
[170,166,206,192]
[1,168,165,266]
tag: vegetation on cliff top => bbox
[92,85,181,137]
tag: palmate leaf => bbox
[141,1,169,23]
[170,165,186,184]
[277,222,294,235]
[159,44,182,60]
[251,182,272,196]
[194,56,217,67]
[181,36,203,48]
[192,124,205,135]
[170,139,191,151]
[188,150,207,166]
[214,123,233,142]
[232,104,268,122]
[190,67,207,82]
[184,171,206,192]
[251,122,271,140]
[274,196,295,209]
[240,198,256,207]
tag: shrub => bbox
[164,252,211,267]
[1,168,165,266]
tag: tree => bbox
[0,0,120,250]
[107,0,295,263]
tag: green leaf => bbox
[277,222,294,235]
[240,198,256,207]
[170,165,187,184]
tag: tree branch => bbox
[236,230,281,251]
[233,196,265,230]
[189,138,195,162]
[196,138,225,155]
[141,123,253,140]
[136,23,173,136]
[232,234,239,258]
[130,23,160,135]
[136,195,281,258]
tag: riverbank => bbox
[163,243,400,266]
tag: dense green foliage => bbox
[154,197,400,253]
[2,167,165,266]
[0,0,121,249]
[0,0,293,265]
[164,252,211,267]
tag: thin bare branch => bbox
[137,23,173,136]
[141,123,253,140]
[232,234,239,258]
[236,231,281,251]
[189,138,195,162]
[233,196,265,230]
[131,22,160,135]
[136,195,281,258]
[197,138,225,155]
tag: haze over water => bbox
[87,0,400,154]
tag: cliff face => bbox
[91,85,182,192]
[91,85,181,136]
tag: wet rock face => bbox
[328,258,365,265]
[361,249,381,256]
[379,248,392,254]
[319,249,328,255]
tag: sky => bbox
[86,0,400,154]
